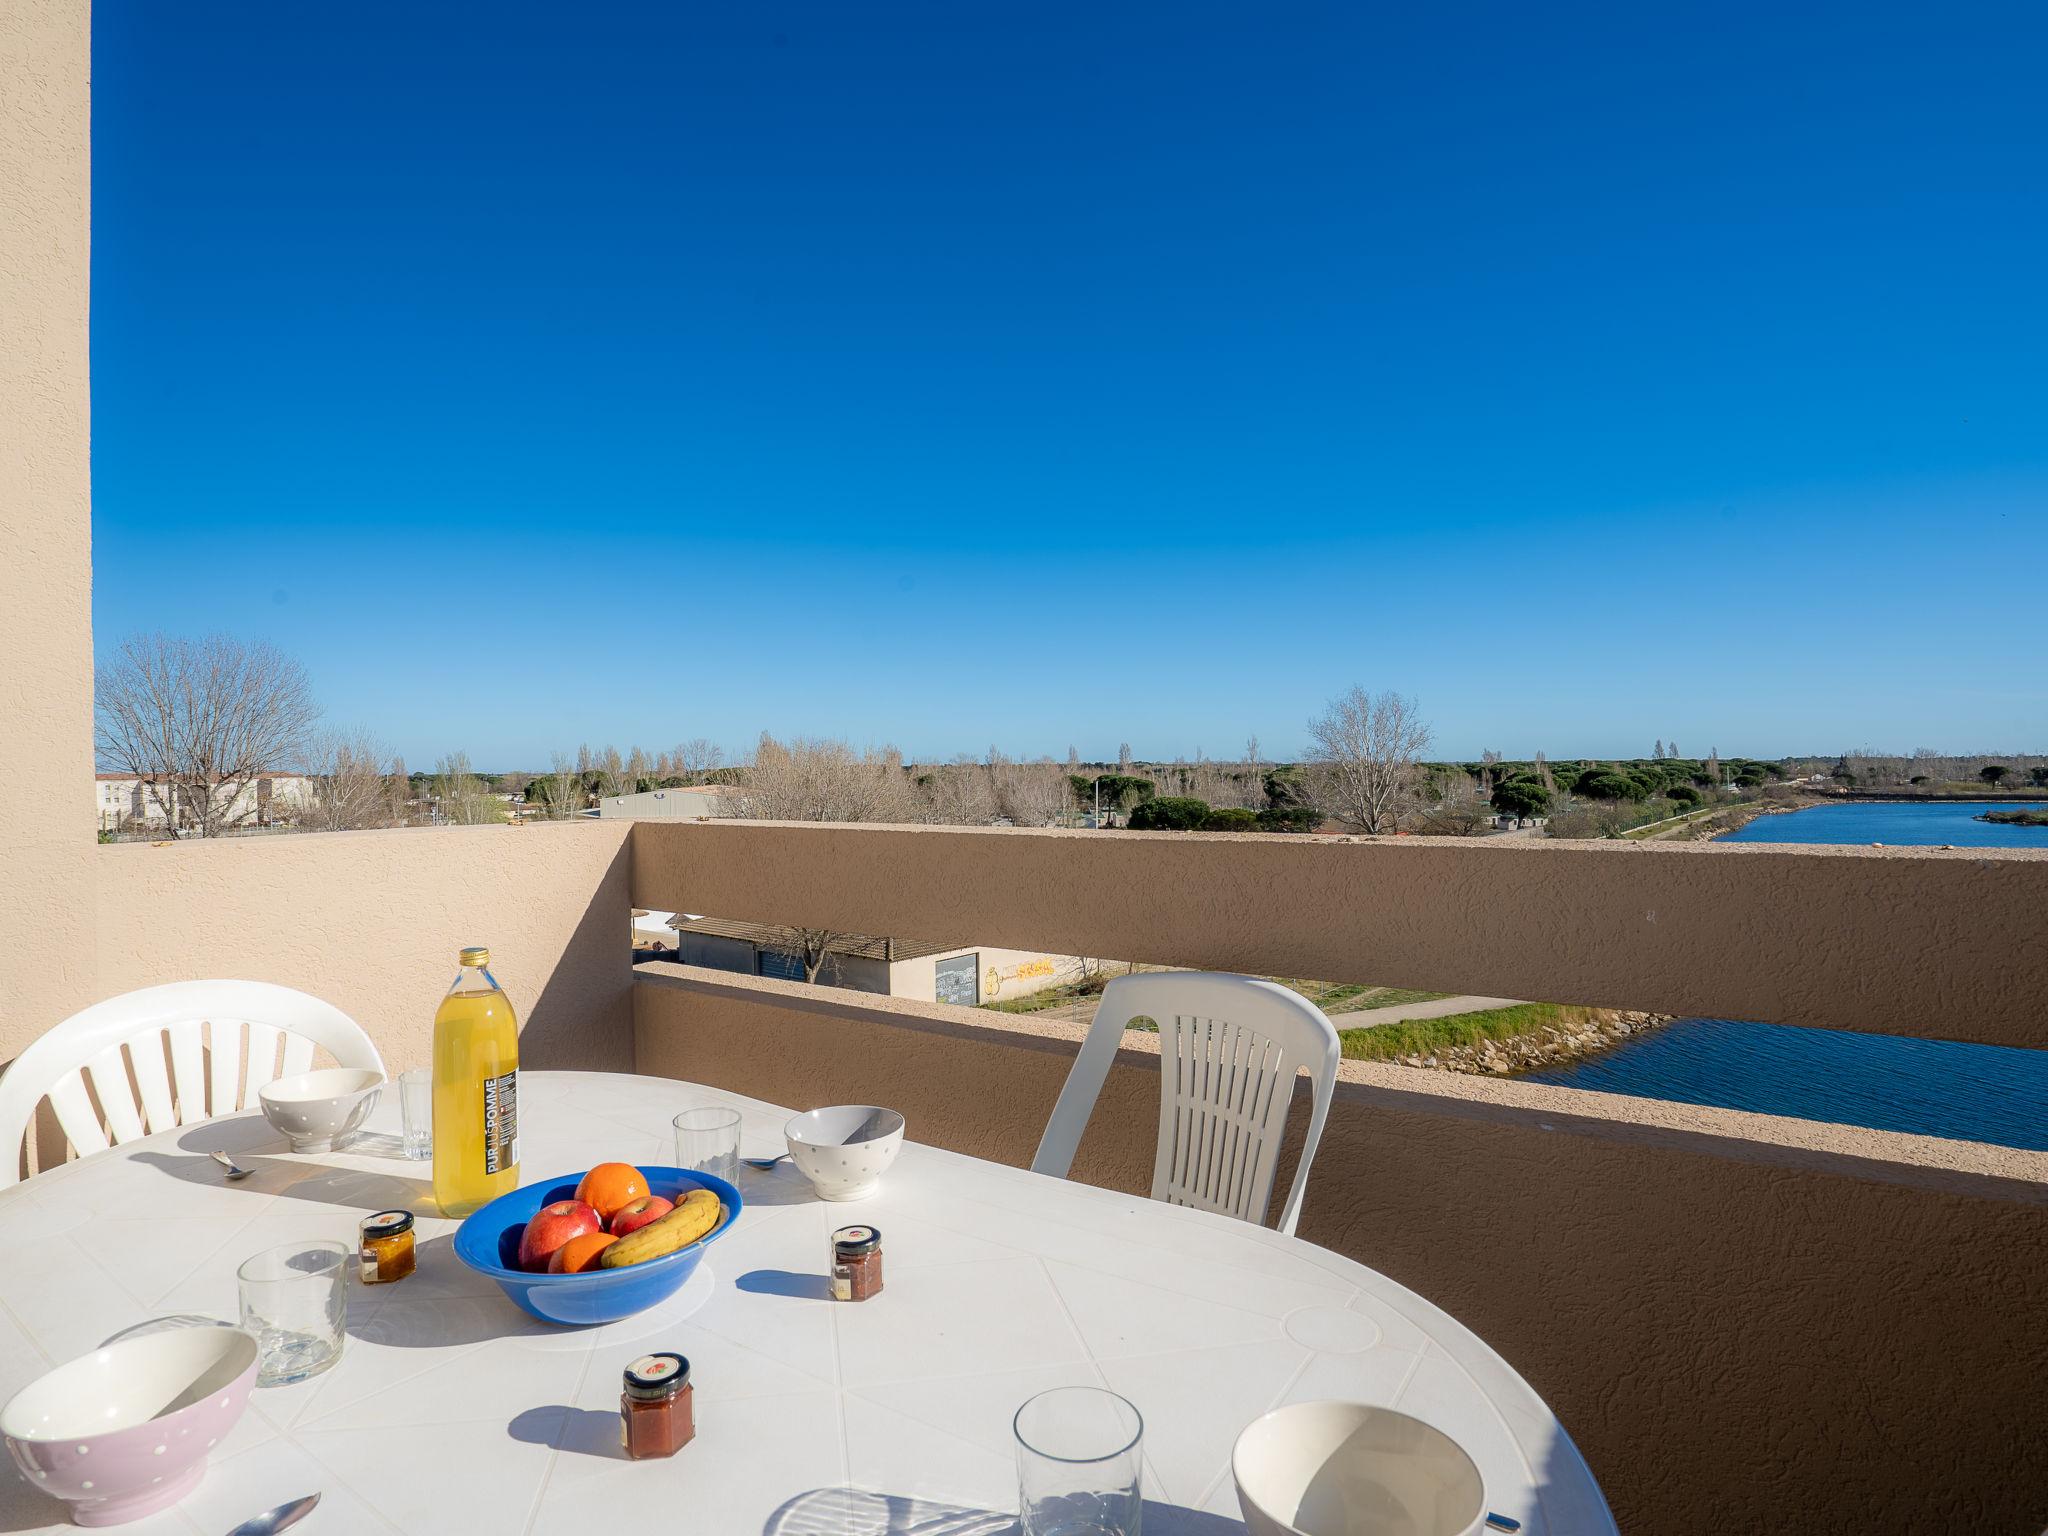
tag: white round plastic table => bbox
[0,1071,1614,1535]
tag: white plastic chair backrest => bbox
[0,981,384,1188]
[1030,972,1342,1235]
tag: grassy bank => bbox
[984,972,1449,1018]
[1338,1002,1611,1061]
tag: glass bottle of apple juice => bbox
[431,946,520,1217]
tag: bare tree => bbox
[1303,687,1432,835]
[433,752,505,825]
[734,734,919,979]
[1415,768,1491,835]
[384,756,417,826]
[543,752,586,819]
[624,745,651,792]
[1117,742,1133,772]
[95,633,320,837]
[917,757,1000,824]
[753,926,854,985]
[301,729,396,831]
[595,745,627,800]
[989,752,1073,826]
[662,738,724,782]
[736,734,917,823]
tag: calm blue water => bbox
[1531,1018,2048,1150]
[1723,798,2047,846]
[1527,801,2048,1150]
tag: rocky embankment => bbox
[1388,1010,1672,1075]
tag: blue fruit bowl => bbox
[452,1166,742,1326]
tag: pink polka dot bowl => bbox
[2,1324,258,1526]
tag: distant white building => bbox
[597,785,741,820]
[95,772,315,834]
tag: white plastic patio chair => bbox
[1030,972,1342,1235]
[0,980,384,1188]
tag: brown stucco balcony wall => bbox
[635,963,2048,1536]
[632,819,2048,1047]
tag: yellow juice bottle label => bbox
[483,1069,519,1175]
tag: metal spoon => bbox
[742,1152,791,1170]
[226,1493,320,1534]
[209,1150,252,1181]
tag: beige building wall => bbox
[886,945,1084,1004]
[0,0,98,1054]
[94,822,635,1075]
[635,964,2048,1536]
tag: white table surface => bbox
[0,1071,1613,1535]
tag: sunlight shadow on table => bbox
[130,1146,434,1212]
[736,1268,833,1301]
[731,1168,822,1208]
[509,1404,624,1460]
[764,1488,1246,1536]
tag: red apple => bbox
[607,1193,673,1239]
[517,1199,601,1272]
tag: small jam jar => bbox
[621,1353,694,1460]
[830,1225,883,1302]
[358,1210,415,1284]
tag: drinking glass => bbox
[672,1106,741,1184]
[238,1240,347,1386]
[1015,1386,1144,1536]
[399,1068,433,1160]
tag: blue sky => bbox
[91,3,2046,768]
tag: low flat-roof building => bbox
[597,786,741,819]
[659,914,1082,1006]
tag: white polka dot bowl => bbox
[256,1065,385,1153]
[783,1105,906,1201]
[1,1324,258,1526]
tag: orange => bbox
[575,1162,650,1223]
[548,1231,618,1273]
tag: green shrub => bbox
[1579,772,1641,802]
[1127,796,1210,830]
[1256,806,1321,833]
[1490,781,1550,821]
[1199,807,1260,832]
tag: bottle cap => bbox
[459,946,490,966]
[623,1352,689,1399]
[361,1210,414,1239]
[832,1225,881,1257]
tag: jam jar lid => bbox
[832,1225,881,1257]
[624,1352,690,1399]
[361,1210,414,1238]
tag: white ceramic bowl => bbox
[2,1326,258,1527]
[783,1105,905,1201]
[256,1066,384,1153]
[1233,1401,1486,1536]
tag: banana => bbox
[599,1188,724,1268]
